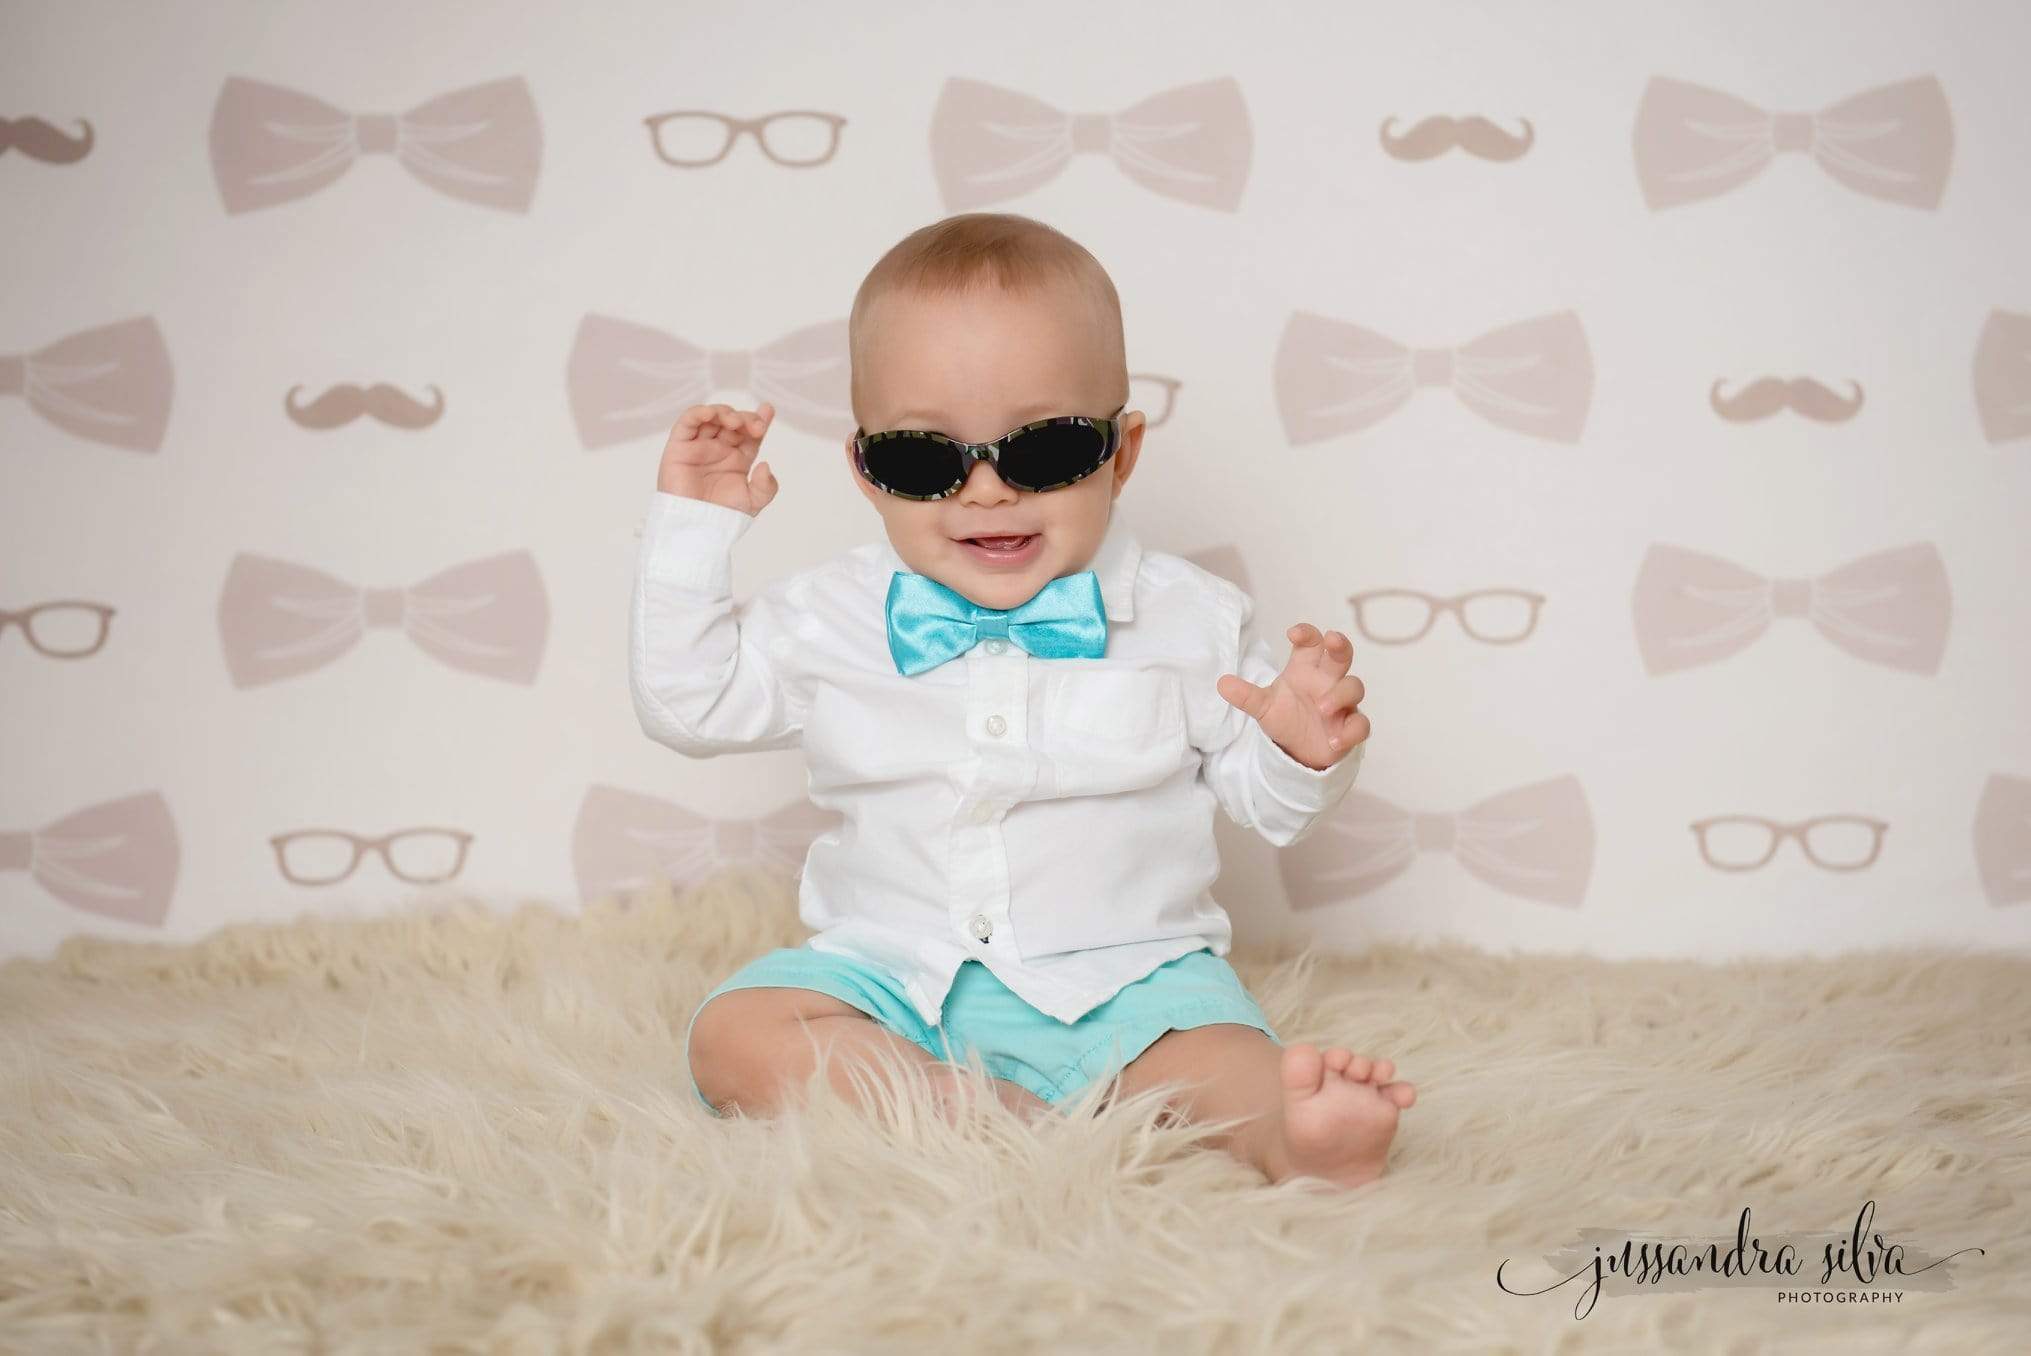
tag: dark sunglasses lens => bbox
[862,435,964,498]
[1000,421,1109,491]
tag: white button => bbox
[969,912,993,942]
[985,714,1007,737]
[985,639,1007,655]
[969,802,995,823]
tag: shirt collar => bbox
[874,509,1141,621]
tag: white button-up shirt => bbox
[629,490,1364,1026]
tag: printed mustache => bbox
[1378,114,1534,162]
[0,115,96,163]
[1709,376,1865,423]
[285,382,446,429]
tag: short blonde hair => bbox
[848,212,1126,427]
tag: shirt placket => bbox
[949,627,1033,959]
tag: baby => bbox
[630,211,1415,1188]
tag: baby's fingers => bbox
[1286,622,1323,648]
[704,405,748,441]
[1319,673,1365,717]
[677,404,731,437]
[674,404,760,441]
[1322,629,1354,672]
[719,404,766,435]
[720,404,775,450]
[1327,705,1372,753]
[1286,623,1354,678]
[1215,671,1270,721]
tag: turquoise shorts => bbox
[684,943,1280,1116]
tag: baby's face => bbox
[845,279,1145,611]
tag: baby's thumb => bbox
[1216,672,1266,720]
[750,460,779,512]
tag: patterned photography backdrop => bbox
[4,1,2029,966]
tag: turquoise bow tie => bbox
[885,569,1107,676]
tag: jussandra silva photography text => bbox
[1496,1200,1987,1320]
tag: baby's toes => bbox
[1372,1058,1395,1084]
[1344,1053,1373,1083]
[1281,1043,1325,1096]
[1379,1079,1417,1109]
[1322,1047,1353,1075]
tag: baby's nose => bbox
[959,458,1014,494]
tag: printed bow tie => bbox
[884,569,1107,676]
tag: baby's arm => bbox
[628,403,809,758]
[1197,587,1364,847]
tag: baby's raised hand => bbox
[1216,624,1369,771]
[657,402,779,516]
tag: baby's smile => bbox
[953,529,1044,568]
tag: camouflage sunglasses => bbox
[850,404,1128,500]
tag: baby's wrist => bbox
[1273,737,1331,772]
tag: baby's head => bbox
[844,213,1146,610]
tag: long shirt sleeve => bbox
[1198,590,1365,848]
[628,490,813,758]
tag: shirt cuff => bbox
[1248,719,1365,814]
[639,490,755,591]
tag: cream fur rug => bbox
[2,866,2026,1353]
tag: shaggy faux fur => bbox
[2,867,2026,1353]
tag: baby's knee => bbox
[687,989,782,1114]
[685,985,863,1114]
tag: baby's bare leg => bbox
[688,985,1048,1121]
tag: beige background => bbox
[4,0,2029,965]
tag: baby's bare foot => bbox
[1276,1044,1416,1188]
